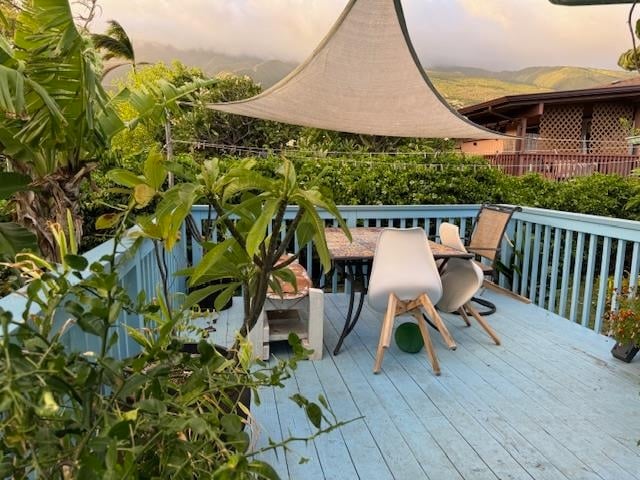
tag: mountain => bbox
[430,65,634,90]
[125,42,635,107]
[106,41,296,89]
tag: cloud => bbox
[406,0,631,69]
[91,0,346,62]
[456,0,510,28]
[89,0,633,70]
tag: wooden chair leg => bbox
[383,296,399,348]
[465,302,501,345]
[458,307,471,327]
[419,294,457,350]
[412,312,441,376]
[374,293,397,373]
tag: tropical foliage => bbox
[0,0,210,260]
[104,151,350,337]
[0,215,342,478]
[0,0,123,259]
[0,172,37,259]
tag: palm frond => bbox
[91,33,133,61]
[91,19,134,63]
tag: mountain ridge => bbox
[117,42,635,107]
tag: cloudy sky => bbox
[89,0,633,70]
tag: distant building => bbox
[459,78,640,179]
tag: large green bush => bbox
[217,155,640,220]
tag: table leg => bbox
[333,261,367,355]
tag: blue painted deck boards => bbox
[218,292,640,480]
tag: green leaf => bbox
[124,325,152,351]
[214,282,240,312]
[118,374,148,401]
[317,394,329,410]
[143,147,167,190]
[246,199,279,258]
[137,398,166,415]
[278,157,297,194]
[295,215,316,250]
[108,420,133,440]
[247,460,280,480]
[134,183,156,207]
[221,414,243,434]
[221,171,277,203]
[95,212,124,230]
[294,197,332,272]
[76,315,105,337]
[0,172,31,200]
[107,169,144,188]
[0,222,38,258]
[183,283,229,310]
[294,189,351,242]
[189,238,235,287]
[64,254,88,271]
[305,403,323,429]
[271,267,297,293]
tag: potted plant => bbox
[113,152,351,352]
[183,156,351,346]
[605,287,640,363]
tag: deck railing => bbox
[3,206,639,345]
[190,204,640,335]
[484,152,640,180]
[509,208,640,333]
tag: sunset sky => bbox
[89,0,633,70]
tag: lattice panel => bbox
[539,105,584,152]
[590,102,634,154]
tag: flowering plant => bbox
[605,287,640,346]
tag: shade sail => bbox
[206,0,506,140]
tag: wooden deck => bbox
[214,291,640,480]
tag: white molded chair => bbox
[367,228,456,375]
[437,223,501,345]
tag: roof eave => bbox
[459,84,640,116]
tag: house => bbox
[459,77,640,178]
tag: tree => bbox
[92,19,148,78]
[175,73,301,154]
[0,0,125,260]
[0,0,211,260]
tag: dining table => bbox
[324,227,474,355]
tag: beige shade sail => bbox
[206,0,506,140]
